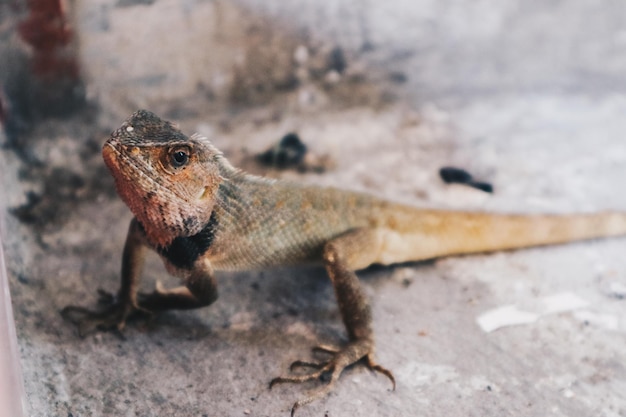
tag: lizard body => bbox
[64,110,626,415]
[173,177,626,271]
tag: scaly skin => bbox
[63,110,626,415]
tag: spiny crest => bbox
[112,109,188,146]
[188,132,242,179]
[190,133,226,161]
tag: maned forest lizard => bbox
[63,110,626,415]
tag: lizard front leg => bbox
[270,228,395,415]
[137,258,218,312]
[63,219,219,335]
[62,219,148,335]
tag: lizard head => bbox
[103,110,223,247]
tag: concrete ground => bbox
[1,1,626,416]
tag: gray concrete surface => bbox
[1,1,626,416]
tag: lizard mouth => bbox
[102,141,119,172]
[102,141,154,187]
[102,140,158,195]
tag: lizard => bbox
[63,109,626,415]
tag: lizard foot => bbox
[61,289,148,337]
[269,341,395,416]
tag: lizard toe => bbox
[61,301,138,337]
[270,339,393,415]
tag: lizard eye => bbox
[169,147,190,168]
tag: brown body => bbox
[204,176,626,271]
[63,110,626,416]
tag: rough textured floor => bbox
[1,1,626,416]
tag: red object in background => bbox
[17,0,80,80]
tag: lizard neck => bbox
[153,210,220,270]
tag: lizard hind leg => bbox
[270,229,395,415]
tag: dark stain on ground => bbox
[327,47,347,74]
[13,168,81,227]
[256,133,308,169]
[439,166,494,193]
[6,112,117,240]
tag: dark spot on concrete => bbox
[150,391,167,406]
[439,167,473,184]
[328,47,347,74]
[467,181,494,193]
[257,132,307,169]
[439,166,493,193]
[11,168,85,227]
[389,71,408,84]
[7,117,115,242]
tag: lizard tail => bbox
[376,210,626,265]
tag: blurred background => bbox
[1,1,626,416]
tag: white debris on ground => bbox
[476,292,589,332]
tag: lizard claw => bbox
[61,304,127,337]
[269,341,395,416]
[61,291,147,337]
[96,288,116,305]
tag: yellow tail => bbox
[375,209,626,265]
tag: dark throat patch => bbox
[156,211,219,270]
